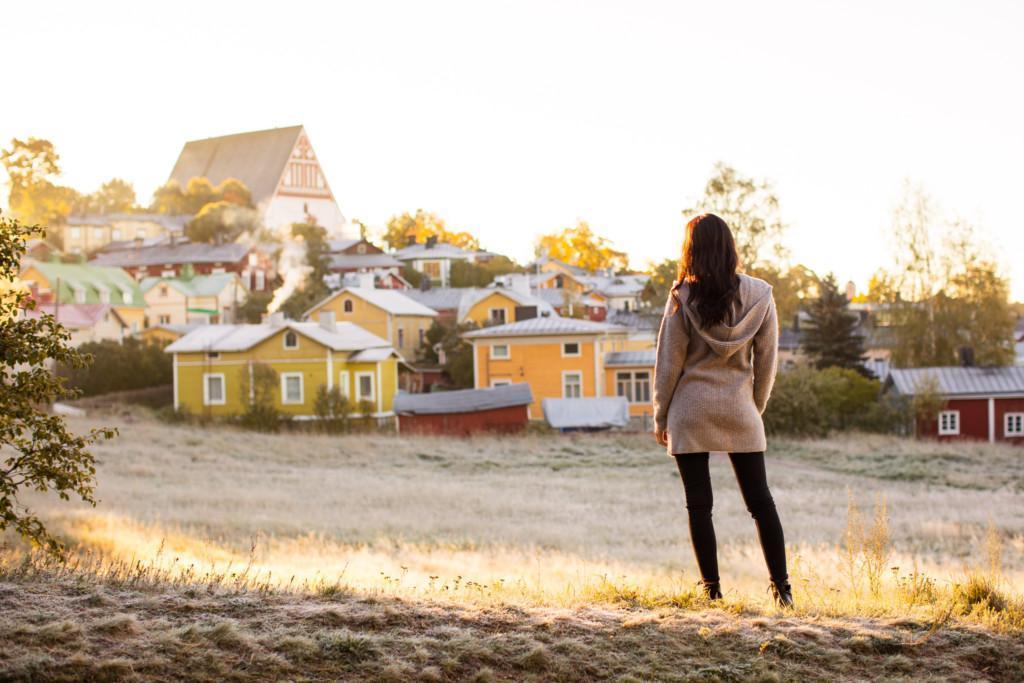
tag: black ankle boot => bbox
[701,580,723,601]
[769,580,794,609]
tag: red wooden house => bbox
[887,366,1024,445]
[393,383,532,436]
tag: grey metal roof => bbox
[393,242,475,261]
[91,241,251,267]
[66,213,190,230]
[605,350,655,366]
[327,253,402,270]
[403,287,471,312]
[607,310,660,331]
[463,316,628,338]
[168,126,303,204]
[887,366,1024,397]
[394,383,532,415]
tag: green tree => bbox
[683,162,787,270]
[1,214,115,554]
[641,258,677,309]
[382,209,479,251]
[149,180,187,214]
[280,223,331,319]
[238,291,274,323]
[185,201,261,244]
[417,320,476,387]
[801,274,869,375]
[314,385,352,434]
[78,178,137,215]
[183,177,217,214]
[238,363,281,432]
[534,221,629,273]
[450,255,518,287]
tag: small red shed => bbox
[394,383,533,436]
[887,366,1024,445]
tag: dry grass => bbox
[2,412,1024,680]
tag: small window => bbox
[121,291,133,304]
[397,328,405,348]
[357,244,367,254]
[99,290,110,304]
[1005,413,1024,437]
[73,287,86,304]
[281,373,304,404]
[356,372,375,402]
[938,410,960,436]
[338,371,350,399]
[563,371,583,399]
[159,285,169,297]
[489,308,506,325]
[159,314,171,325]
[343,299,354,313]
[562,342,581,357]
[490,344,510,360]
[206,351,219,359]
[418,328,425,346]
[283,330,299,349]
[254,270,266,290]
[203,373,225,405]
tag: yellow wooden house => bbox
[165,315,400,420]
[603,350,655,419]
[304,287,437,361]
[19,261,147,332]
[141,273,246,327]
[457,287,557,327]
[464,316,629,418]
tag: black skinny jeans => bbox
[674,452,788,586]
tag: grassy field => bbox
[2,412,1023,681]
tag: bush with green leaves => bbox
[313,385,352,434]
[1,214,115,554]
[764,366,908,437]
[59,337,172,396]
[238,363,282,432]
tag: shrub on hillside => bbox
[764,366,908,437]
[238,363,281,432]
[314,385,352,434]
[60,338,172,397]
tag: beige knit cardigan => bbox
[652,273,779,455]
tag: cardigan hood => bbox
[680,274,774,359]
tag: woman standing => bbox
[652,213,792,608]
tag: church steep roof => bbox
[167,125,303,205]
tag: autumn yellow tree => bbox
[534,221,629,273]
[382,209,479,251]
[0,137,80,226]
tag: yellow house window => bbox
[283,330,299,349]
[343,300,354,313]
[562,371,583,399]
[397,328,405,348]
[422,261,441,279]
[338,371,350,399]
[615,371,651,403]
[281,373,304,404]
[355,372,375,403]
[490,344,510,360]
[561,342,581,357]
[488,308,507,325]
[203,373,226,405]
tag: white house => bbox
[168,125,349,237]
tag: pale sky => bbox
[4,0,1022,299]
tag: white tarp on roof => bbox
[542,397,629,429]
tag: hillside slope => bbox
[2,568,1021,683]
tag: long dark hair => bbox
[670,213,740,328]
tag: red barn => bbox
[393,383,532,436]
[887,366,1024,445]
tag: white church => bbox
[168,125,350,236]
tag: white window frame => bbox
[254,270,266,290]
[343,299,354,313]
[562,370,583,399]
[615,370,651,404]
[203,373,226,406]
[355,371,375,403]
[490,379,512,387]
[561,341,581,358]
[488,307,507,325]
[1005,412,1024,437]
[283,330,299,349]
[338,370,350,399]
[490,343,510,360]
[158,314,171,325]
[72,286,86,304]
[938,410,960,436]
[280,372,304,405]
